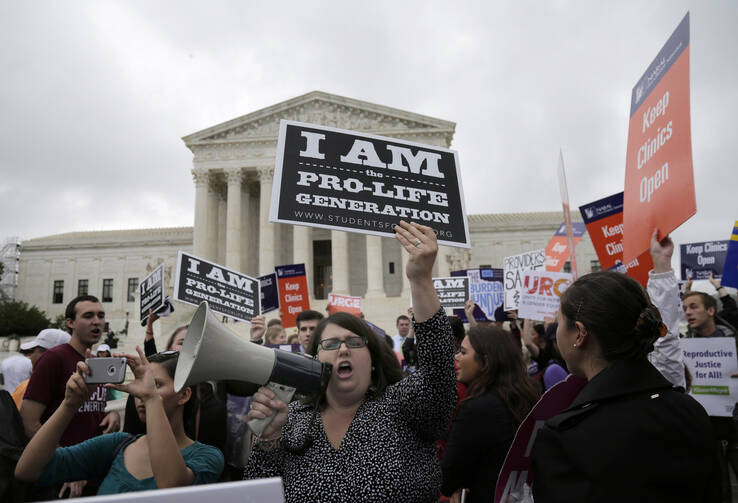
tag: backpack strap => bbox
[108,434,136,473]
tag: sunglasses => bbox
[318,336,367,351]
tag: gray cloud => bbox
[1,1,735,268]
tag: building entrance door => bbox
[313,240,332,299]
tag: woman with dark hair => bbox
[244,221,457,502]
[15,349,223,493]
[441,324,540,502]
[532,270,719,502]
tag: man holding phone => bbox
[20,295,120,497]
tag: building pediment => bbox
[182,91,456,149]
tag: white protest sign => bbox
[682,337,738,417]
[503,249,545,311]
[518,271,573,321]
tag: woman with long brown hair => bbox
[441,324,540,503]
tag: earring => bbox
[572,343,578,348]
[371,366,376,371]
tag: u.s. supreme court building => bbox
[16,92,599,340]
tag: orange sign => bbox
[579,192,654,286]
[327,293,362,317]
[275,264,311,328]
[545,222,585,272]
[623,13,694,262]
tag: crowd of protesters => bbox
[0,222,734,502]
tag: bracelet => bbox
[254,434,282,452]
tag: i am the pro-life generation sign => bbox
[173,252,260,322]
[140,264,165,323]
[433,276,470,309]
[270,120,471,248]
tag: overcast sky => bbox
[1,1,736,263]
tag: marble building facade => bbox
[16,92,598,341]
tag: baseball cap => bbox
[20,329,71,351]
[96,344,111,353]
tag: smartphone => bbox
[83,357,127,384]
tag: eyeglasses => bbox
[318,336,367,351]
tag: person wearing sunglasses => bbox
[245,221,457,502]
[15,349,223,494]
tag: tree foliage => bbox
[0,301,52,337]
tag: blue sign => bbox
[258,273,280,314]
[680,240,729,280]
[721,223,738,289]
[451,268,505,322]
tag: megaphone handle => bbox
[248,381,296,437]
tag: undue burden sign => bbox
[623,12,694,262]
[270,120,470,248]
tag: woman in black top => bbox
[442,324,540,502]
[245,221,457,502]
[532,269,720,502]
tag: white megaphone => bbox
[174,301,332,436]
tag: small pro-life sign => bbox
[258,273,280,314]
[518,271,573,321]
[680,241,729,280]
[173,251,260,322]
[623,12,694,262]
[140,264,165,323]
[270,120,470,248]
[433,276,470,309]
[503,249,545,311]
[682,337,738,417]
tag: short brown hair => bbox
[683,291,717,313]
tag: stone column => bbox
[331,230,349,294]
[436,245,452,277]
[206,180,220,261]
[225,168,244,271]
[258,167,276,275]
[400,246,411,298]
[192,170,209,258]
[293,225,313,296]
[364,235,385,298]
[240,178,253,275]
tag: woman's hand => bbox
[394,220,438,282]
[247,386,289,440]
[250,315,266,343]
[464,298,477,328]
[63,359,93,411]
[650,228,673,274]
[108,347,157,402]
[145,309,159,341]
[394,221,441,322]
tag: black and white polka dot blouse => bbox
[244,308,457,502]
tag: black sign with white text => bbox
[173,251,260,322]
[270,120,471,248]
[140,264,164,323]
[433,276,470,309]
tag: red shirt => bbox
[24,343,106,446]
